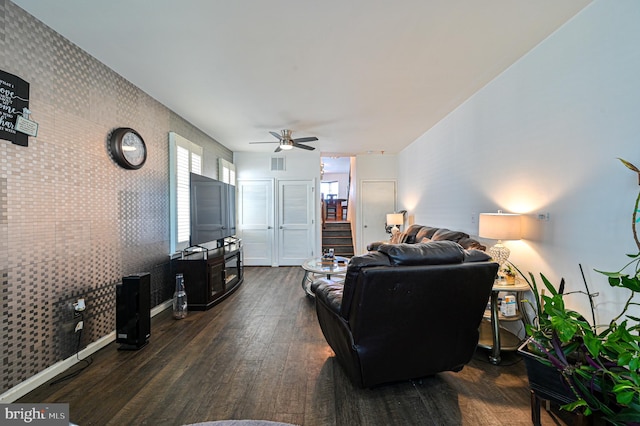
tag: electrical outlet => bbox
[75,321,83,332]
[74,298,86,312]
[537,212,550,222]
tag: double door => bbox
[237,179,315,266]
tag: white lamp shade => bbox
[386,213,404,226]
[478,213,521,240]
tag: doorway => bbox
[321,157,354,257]
[320,157,352,221]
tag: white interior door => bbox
[237,179,274,266]
[278,180,315,266]
[360,180,396,254]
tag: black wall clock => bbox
[109,127,147,169]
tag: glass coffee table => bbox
[301,256,349,297]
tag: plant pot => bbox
[505,275,516,284]
[518,339,578,405]
[518,339,592,425]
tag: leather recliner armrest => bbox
[314,281,344,315]
[366,241,386,251]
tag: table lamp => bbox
[386,213,404,235]
[478,211,521,276]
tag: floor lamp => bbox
[478,211,521,280]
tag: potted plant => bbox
[501,264,517,284]
[515,158,640,425]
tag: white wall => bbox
[398,0,640,325]
[234,150,321,180]
[234,150,322,257]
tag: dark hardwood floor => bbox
[19,267,570,425]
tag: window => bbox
[169,132,202,253]
[219,158,236,186]
[321,181,339,198]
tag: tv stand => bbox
[172,239,243,311]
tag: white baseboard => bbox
[151,299,173,317]
[0,299,172,403]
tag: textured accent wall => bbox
[0,0,232,392]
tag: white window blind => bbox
[169,132,203,253]
[219,158,236,186]
[176,146,190,243]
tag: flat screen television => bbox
[189,173,236,247]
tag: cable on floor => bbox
[50,312,93,386]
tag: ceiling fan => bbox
[250,129,318,152]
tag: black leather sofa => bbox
[314,240,498,388]
[367,223,487,251]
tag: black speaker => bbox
[116,272,151,350]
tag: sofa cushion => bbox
[463,249,492,263]
[414,227,432,242]
[389,231,405,244]
[367,225,485,252]
[430,228,469,242]
[377,240,465,266]
[402,224,425,244]
[421,226,440,239]
[458,237,486,251]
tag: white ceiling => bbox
[13,0,590,155]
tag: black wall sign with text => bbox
[0,70,30,146]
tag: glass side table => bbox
[300,256,349,297]
[477,280,531,364]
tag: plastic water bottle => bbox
[173,273,188,319]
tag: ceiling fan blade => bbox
[292,137,318,143]
[274,146,282,153]
[293,143,315,151]
[249,141,279,144]
[269,131,283,141]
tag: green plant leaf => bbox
[621,276,640,292]
[618,351,633,366]
[550,316,578,342]
[562,399,589,413]
[619,157,640,173]
[617,390,636,405]
[596,269,625,278]
[540,274,559,296]
[583,333,602,358]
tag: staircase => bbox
[322,221,354,258]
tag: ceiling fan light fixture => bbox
[249,129,317,152]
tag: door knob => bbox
[279,226,284,229]
[267,226,273,229]
[364,225,368,228]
